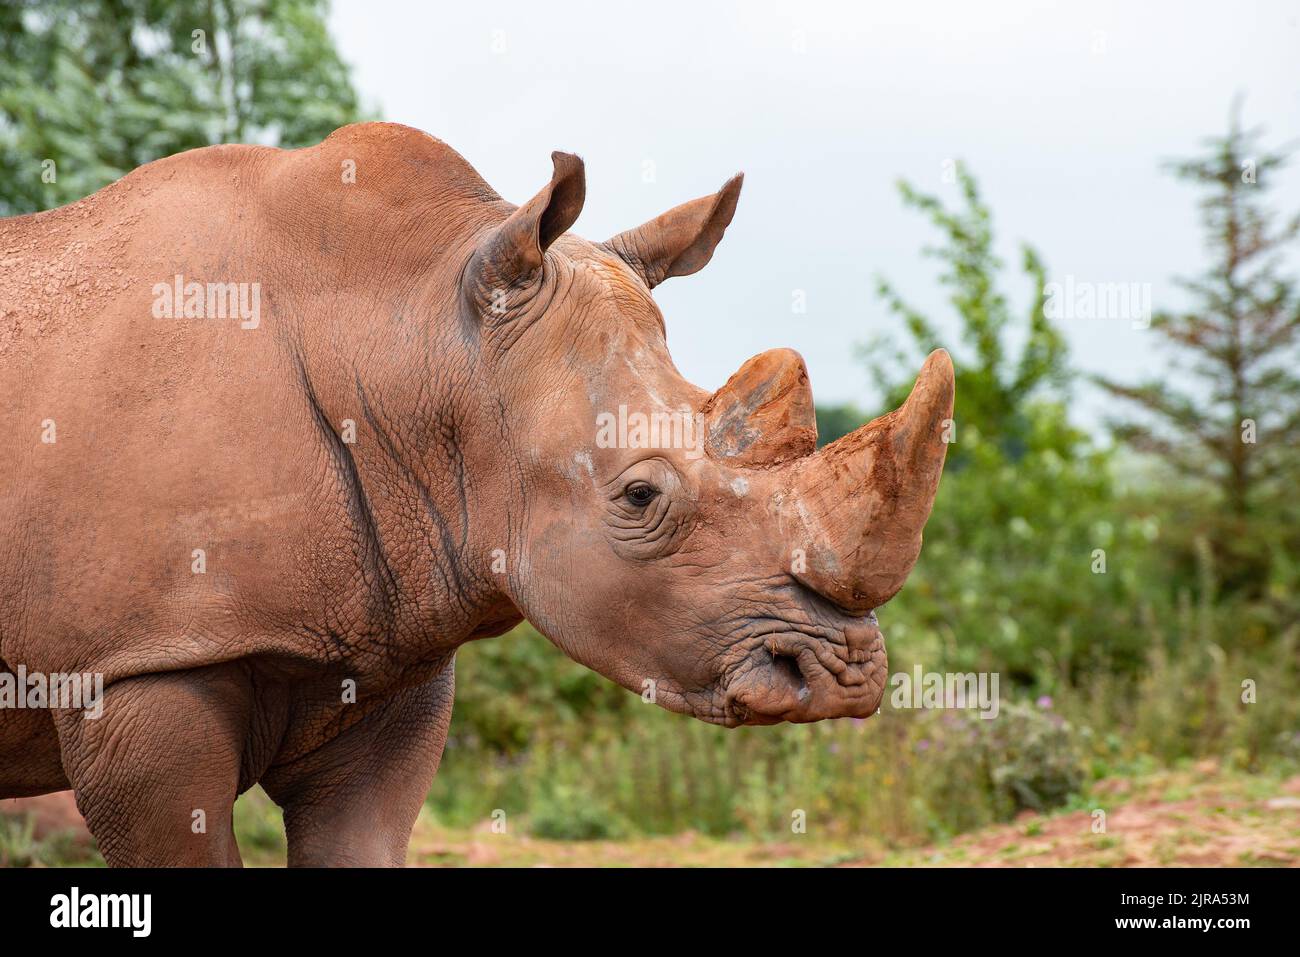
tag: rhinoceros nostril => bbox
[771,651,809,701]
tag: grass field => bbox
[4,761,1296,868]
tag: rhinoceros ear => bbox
[474,151,586,289]
[604,173,743,289]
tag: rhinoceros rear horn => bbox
[474,151,586,288]
[703,348,817,467]
[604,173,743,289]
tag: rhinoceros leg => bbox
[54,665,252,867]
[261,663,455,867]
[0,657,71,799]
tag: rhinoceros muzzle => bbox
[721,613,888,725]
[695,348,953,725]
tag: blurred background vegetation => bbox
[2,1,1296,859]
[0,0,366,215]
[435,121,1299,844]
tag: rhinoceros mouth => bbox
[718,620,888,726]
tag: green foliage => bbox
[449,623,629,754]
[0,816,38,868]
[0,815,99,867]
[859,162,1153,677]
[0,0,365,216]
[528,784,628,841]
[981,702,1083,815]
[428,622,1296,844]
[869,164,1067,467]
[232,786,286,854]
[814,403,870,447]
[1095,106,1300,607]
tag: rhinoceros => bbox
[0,123,952,866]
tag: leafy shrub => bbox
[528,784,627,841]
[981,702,1083,815]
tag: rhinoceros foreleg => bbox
[261,663,455,867]
[0,657,70,798]
[53,664,253,867]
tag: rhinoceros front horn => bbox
[786,349,955,613]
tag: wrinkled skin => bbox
[0,124,952,865]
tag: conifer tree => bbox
[1096,107,1299,601]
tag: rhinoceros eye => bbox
[624,482,659,507]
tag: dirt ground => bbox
[3,762,1297,867]
[397,764,1300,867]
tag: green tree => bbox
[866,164,1148,680]
[1095,107,1300,608]
[0,0,365,216]
[870,166,1069,464]
[813,403,869,447]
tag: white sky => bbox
[328,0,1300,426]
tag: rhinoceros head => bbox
[459,152,953,727]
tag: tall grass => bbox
[428,606,1299,845]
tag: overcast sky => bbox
[327,0,1300,426]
